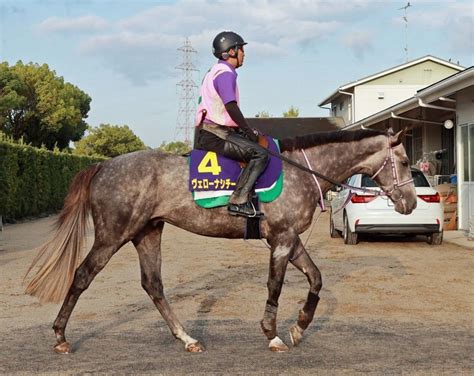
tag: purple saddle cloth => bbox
[189,137,282,192]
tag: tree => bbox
[0,61,91,149]
[283,106,299,118]
[255,110,271,118]
[74,124,146,157]
[157,141,191,155]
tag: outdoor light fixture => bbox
[443,119,454,129]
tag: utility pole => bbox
[175,38,198,146]
[398,2,412,62]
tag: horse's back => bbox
[89,150,189,221]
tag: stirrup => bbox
[227,201,264,218]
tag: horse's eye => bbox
[401,160,409,167]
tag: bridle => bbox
[363,136,414,201]
[326,136,414,215]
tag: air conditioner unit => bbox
[377,92,385,99]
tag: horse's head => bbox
[370,130,417,215]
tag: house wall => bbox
[367,61,460,85]
[354,85,421,121]
[351,61,461,122]
[457,86,474,124]
[423,125,442,154]
[331,96,352,125]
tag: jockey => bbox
[194,31,268,218]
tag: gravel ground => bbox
[1,212,472,375]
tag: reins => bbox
[197,114,413,209]
[222,132,411,201]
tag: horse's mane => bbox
[279,129,387,152]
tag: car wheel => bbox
[427,231,443,245]
[330,211,341,238]
[343,214,358,245]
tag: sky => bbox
[1,0,473,148]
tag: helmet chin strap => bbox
[222,46,242,67]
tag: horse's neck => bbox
[289,136,385,186]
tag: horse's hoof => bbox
[53,341,71,354]
[186,341,205,353]
[289,324,304,346]
[269,336,289,352]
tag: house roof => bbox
[343,66,474,130]
[318,55,465,106]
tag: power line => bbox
[398,2,412,62]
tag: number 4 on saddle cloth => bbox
[189,136,283,209]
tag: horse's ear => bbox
[389,128,406,146]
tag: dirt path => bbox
[1,212,472,374]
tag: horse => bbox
[25,128,417,353]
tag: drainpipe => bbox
[439,96,456,103]
[418,98,456,112]
[338,90,355,124]
[390,112,443,125]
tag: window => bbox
[339,102,344,111]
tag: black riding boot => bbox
[227,160,265,216]
[224,134,269,217]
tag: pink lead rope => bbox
[301,149,326,212]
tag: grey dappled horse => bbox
[25,129,417,353]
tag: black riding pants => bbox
[194,124,269,204]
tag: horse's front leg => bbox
[261,232,299,352]
[288,238,322,346]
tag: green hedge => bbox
[0,141,105,222]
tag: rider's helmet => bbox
[212,31,247,59]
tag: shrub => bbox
[0,137,104,222]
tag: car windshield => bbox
[361,170,430,188]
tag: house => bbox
[319,56,464,126]
[319,56,473,234]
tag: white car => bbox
[330,168,444,245]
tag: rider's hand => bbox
[243,128,259,143]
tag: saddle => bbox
[189,136,283,209]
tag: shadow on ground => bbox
[1,318,471,374]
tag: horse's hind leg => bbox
[288,239,322,346]
[53,241,120,353]
[132,222,205,353]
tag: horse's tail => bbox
[24,163,102,304]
